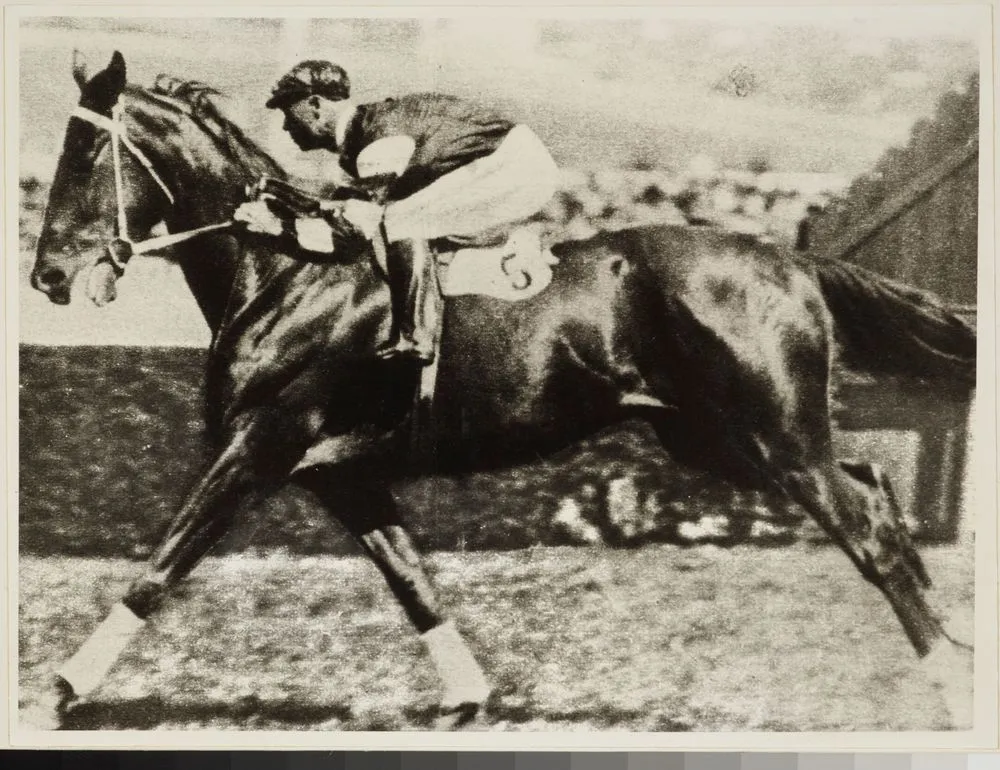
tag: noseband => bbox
[69,98,232,275]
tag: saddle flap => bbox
[437,228,558,302]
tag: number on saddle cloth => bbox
[435,227,558,302]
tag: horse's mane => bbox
[135,75,370,252]
[145,75,284,180]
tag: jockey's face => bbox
[282,95,341,152]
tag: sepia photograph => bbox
[7,3,996,747]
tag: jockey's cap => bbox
[266,61,351,109]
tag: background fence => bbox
[806,72,979,543]
[806,72,979,306]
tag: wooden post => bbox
[814,137,978,264]
[833,374,973,543]
[912,422,955,541]
[817,133,978,545]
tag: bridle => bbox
[69,97,233,275]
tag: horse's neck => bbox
[140,110,262,334]
[128,95,375,341]
[174,235,240,334]
[166,185,243,335]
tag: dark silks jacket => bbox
[338,93,515,202]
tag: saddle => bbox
[249,176,559,303]
[431,228,559,302]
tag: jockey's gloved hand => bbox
[233,199,286,236]
[293,216,336,253]
[235,196,384,256]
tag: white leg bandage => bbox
[57,602,145,696]
[421,619,491,708]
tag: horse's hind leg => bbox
[761,430,973,726]
[835,459,973,726]
[799,458,939,644]
[40,408,314,722]
[293,467,490,726]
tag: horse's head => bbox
[32,51,174,305]
[32,51,367,314]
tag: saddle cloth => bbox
[434,227,558,302]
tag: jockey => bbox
[237,60,561,364]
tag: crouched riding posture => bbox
[236,60,560,363]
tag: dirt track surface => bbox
[19,543,972,732]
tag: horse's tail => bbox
[809,257,976,384]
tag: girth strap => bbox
[409,255,445,471]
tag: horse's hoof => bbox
[53,675,78,712]
[924,637,974,729]
[434,701,481,731]
[19,677,77,731]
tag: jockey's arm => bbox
[309,135,417,247]
[351,135,417,203]
[261,136,415,255]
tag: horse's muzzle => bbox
[30,263,72,304]
[32,238,99,304]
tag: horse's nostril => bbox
[36,266,67,289]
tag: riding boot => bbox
[377,238,437,364]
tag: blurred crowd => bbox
[535,158,847,249]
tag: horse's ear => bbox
[106,51,127,91]
[72,49,89,90]
[84,50,127,109]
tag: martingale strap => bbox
[69,99,232,272]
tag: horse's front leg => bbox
[293,468,491,727]
[40,408,315,723]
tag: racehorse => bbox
[28,51,977,730]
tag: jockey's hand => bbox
[294,217,335,254]
[340,199,384,241]
[233,199,285,236]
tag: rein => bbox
[70,98,233,275]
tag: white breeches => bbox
[382,124,559,243]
